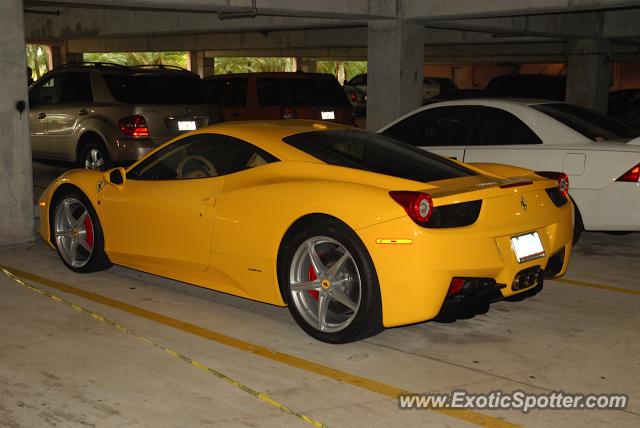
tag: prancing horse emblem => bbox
[520,195,528,210]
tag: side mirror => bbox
[105,167,126,187]
[343,79,348,85]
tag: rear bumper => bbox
[108,137,158,163]
[357,200,573,328]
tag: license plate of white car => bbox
[511,232,545,263]
[321,111,335,120]
[178,120,197,131]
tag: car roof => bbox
[204,72,337,80]
[425,98,558,108]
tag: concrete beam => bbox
[403,0,640,21]
[425,12,602,39]
[29,0,396,19]
[0,0,34,243]
[25,5,370,41]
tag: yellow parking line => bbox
[554,278,640,296]
[0,265,518,428]
[1,267,328,428]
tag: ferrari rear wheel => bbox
[283,219,382,343]
[52,190,111,273]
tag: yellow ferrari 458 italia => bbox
[38,120,574,343]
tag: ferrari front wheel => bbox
[284,219,382,343]
[52,190,111,273]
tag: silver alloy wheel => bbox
[54,197,94,268]
[289,236,362,333]
[84,147,105,170]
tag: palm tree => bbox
[26,44,50,80]
[83,51,188,68]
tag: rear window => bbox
[205,77,248,106]
[257,77,349,107]
[532,103,640,140]
[104,74,206,104]
[282,129,477,183]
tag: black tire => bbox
[571,197,584,246]
[50,189,112,273]
[79,139,111,171]
[279,217,383,344]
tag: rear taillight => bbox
[281,106,297,120]
[118,115,149,137]
[616,164,640,182]
[389,191,434,225]
[447,278,465,297]
[350,93,358,102]
[536,171,569,197]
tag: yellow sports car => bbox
[38,121,573,343]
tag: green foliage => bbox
[26,44,51,81]
[214,57,295,74]
[83,51,189,68]
[317,61,367,82]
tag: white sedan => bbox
[378,99,640,241]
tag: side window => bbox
[382,106,480,147]
[29,75,60,107]
[207,78,248,106]
[127,133,278,181]
[470,107,543,145]
[58,72,93,103]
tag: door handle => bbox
[201,196,217,207]
[78,109,89,116]
[37,112,46,119]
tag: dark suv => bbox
[204,72,354,125]
[28,62,223,170]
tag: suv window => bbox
[348,75,367,86]
[283,129,477,183]
[128,133,278,180]
[104,74,206,104]
[256,78,349,107]
[381,106,480,147]
[58,72,93,103]
[29,75,60,106]
[206,78,248,106]
[470,107,542,145]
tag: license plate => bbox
[178,120,196,131]
[510,232,545,263]
[321,111,335,120]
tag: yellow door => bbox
[100,177,223,272]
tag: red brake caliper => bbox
[308,265,319,301]
[84,216,94,248]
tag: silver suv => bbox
[28,62,223,170]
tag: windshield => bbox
[104,74,206,104]
[256,77,349,106]
[532,103,640,141]
[282,129,477,183]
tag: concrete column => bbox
[0,0,34,244]
[189,50,203,76]
[294,58,317,73]
[203,56,215,77]
[566,39,611,112]
[50,45,82,68]
[366,19,425,131]
[190,51,215,77]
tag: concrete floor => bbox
[0,162,638,427]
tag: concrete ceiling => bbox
[23,0,640,61]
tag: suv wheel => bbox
[80,140,110,171]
